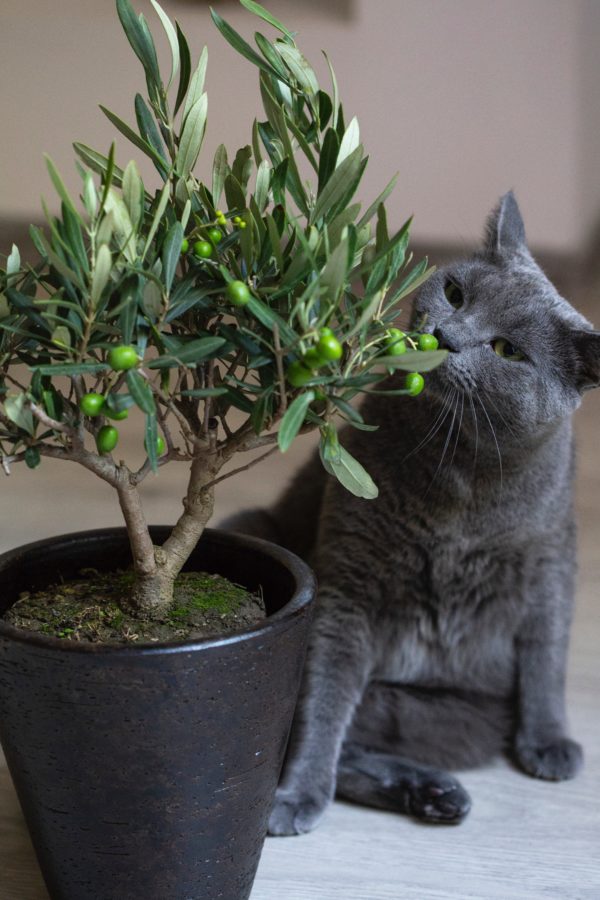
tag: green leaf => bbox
[182,46,208,124]
[103,190,136,263]
[246,295,296,344]
[177,93,207,178]
[320,422,341,463]
[313,144,364,223]
[320,236,350,303]
[33,363,109,376]
[240,0,295,42]
[116,0,161,90]
[388,259,435,305]
[83,172,98,218]
[51,325,71,349]
[73,143,125,190]
[91,243,112,308]
[276,43,319,95]
[122,159,144,227]
[146,336,226,368]
[224,172,246,211]
[357,173,398,228]
[265,213,284,270]
[254,33,290,81]
[337,115,359,166]
[323,442,378,499]
[210,8,280,80]
[162,221,184,293]
[180,386,229,398]
[150,0,179,89]
[100,105,168,173]
[126,369,156,414]
[142,279,163,318]
[322,51,339,128]
[145,414,159,472]
[317,90,333,130]
[375,349,447,372]
[142,179,171,260]
[6,244,20,278]
[4,394,34,435]
[174,23,192,115]
[24,446,41,469]
[254,159,271,212]
[44,156,81,222]
[278,390,314,452]
[134,94,169,176]
[211,144,230,206]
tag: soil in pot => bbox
[2,567,266,644]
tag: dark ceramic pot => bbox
[0,527,315,900]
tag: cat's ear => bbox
[572,329,600,392]
[484,191,527,257]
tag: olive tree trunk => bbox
[116,449,222,619]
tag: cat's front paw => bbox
[268,786,330,836]
[515,735,583,781]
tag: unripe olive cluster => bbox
[286,328,438,396]
[78,345,165,457]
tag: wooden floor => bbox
[1,280,599,899]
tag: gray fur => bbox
[225,193,594,834]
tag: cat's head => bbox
[412,192,600,432]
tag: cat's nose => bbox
[433,326,459,352]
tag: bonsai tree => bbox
[0,0,444,619]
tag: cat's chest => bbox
[372,540,525,694]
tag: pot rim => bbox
[0,526,316,656]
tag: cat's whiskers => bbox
[479,389,518,440]
[475,393,503,494]
[402,386,454,462]
[448,390,465,471]
[467,392,480,474]
[424,388,460,497]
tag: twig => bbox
[272,323,287,414]
[130,448,190,486]
[29,401,71,434]
[205,444,279,489]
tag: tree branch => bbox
[204,444,279,489]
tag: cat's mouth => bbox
[429,352,476,394]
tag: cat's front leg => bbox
[269,594,373,836]
[514,571,583,781]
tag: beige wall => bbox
[1,0,599,254]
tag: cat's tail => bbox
[220,449,327,561]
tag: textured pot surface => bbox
[0,527,315,900]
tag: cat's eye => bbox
[444,279,463,309]
[491,338,525,361]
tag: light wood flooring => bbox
[1,282,599,900]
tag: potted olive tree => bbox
[0,1,444,898]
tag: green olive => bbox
[79,393,105,417]
[104,406,129,421]
[226,280,251,306]
[286,361,314,387]
[385,328,407,355]
[418,333,439,352]
[96,425,119,454]
[405,372,425,396]
[107,345,139,371]
[303,348,326,369]
[316,330,343,361]
[207,228,223,245]
[193,240,213,259]
[181,238,189,253]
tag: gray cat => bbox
[226,193,598,834]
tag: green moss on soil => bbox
[2,569,266,645]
